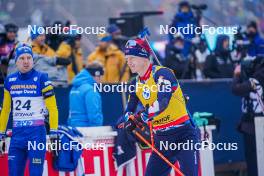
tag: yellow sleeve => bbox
[42,85,58,130]
[0,89,11,133]
[56,42,72,58]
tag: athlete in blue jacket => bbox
[0,43,58,176]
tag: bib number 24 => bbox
[15,100,32,110]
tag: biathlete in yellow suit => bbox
[123,38,200,176]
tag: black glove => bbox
[49,130,60,157]
[124,119,137,132]
[56,57,71,66]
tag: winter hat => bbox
[247,21,257,30]
[98,33,112,42]
[86,62,104,76]
[15,43,33,62]
[30,25,45,40]
[124,38,151,59]
[4,23,18,33]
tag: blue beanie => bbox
[30,25,45,40]
[124,38,151,59]
[97,33,112,42]
[15,43,33,62]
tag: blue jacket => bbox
[67,69,103,127]
[247,33,264,57]
[169,11,197,57]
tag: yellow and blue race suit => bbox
[0,69,58,176]
[125,64,200,176]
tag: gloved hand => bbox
[0,132,6,155]
[56,57,71,66]
[49,130,60,157]
[124,119,137,132]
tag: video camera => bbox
[191,4,207,11]
[233,27,250,53]
[190,3,208,26]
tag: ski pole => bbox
[132,130,184,176]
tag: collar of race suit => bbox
[139,64,152,81]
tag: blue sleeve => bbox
[153,68,179,114]
[85,90,103,126]
[39,73,52,90]
[4,77,10,91]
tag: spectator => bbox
[107,24,128,51]
[204,35,235,78]
[169,1,197,57]
[31,26,56,57]
[87,34,129,83]
[56,30,83,84]
[164,34,194,79]
[46,21,65,51]
[68,62,104,127]
[232,57,264,176]
[0,23,18,83]
[193,37,210,80]
[246,21,264,57]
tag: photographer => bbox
[164,33,194,79]
[193,36,210,80]
[232,57,264,176]
[46,21,66,51]
[56,30,84,84]
[246,21,264,57]
[31,26,56,57]
[169,1,198,57]
[204,35,235,78]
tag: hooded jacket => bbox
[204,35,235,78]
[67,69,103,127]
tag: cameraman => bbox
[246,21,264,57]
[232,57,264,176]
[169,1,197,57]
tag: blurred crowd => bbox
[0,21,130,86]
[163,1,264,80]
[0,1,264,86]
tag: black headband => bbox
[86,67,104,76]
